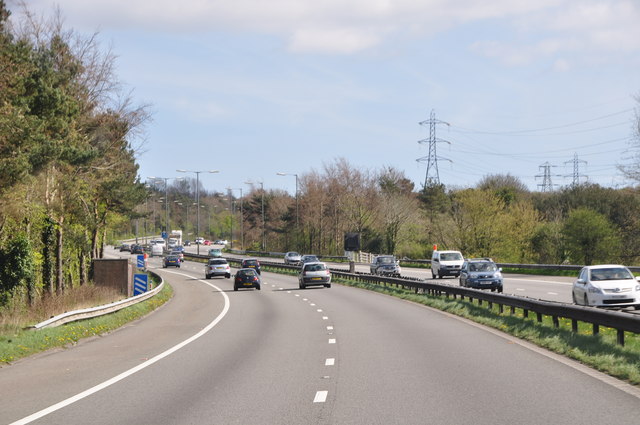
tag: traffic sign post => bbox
[133,273,149,296]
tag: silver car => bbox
[299,262,331,289]
[284,251,302,265]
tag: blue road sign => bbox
[161,231,167,239]
[133,273,149,296]
[137,255,145,269]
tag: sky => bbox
[13,0,640,195]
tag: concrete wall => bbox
[92,258,132,296]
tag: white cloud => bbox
[23,0,559,53]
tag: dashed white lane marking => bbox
[295,294,300,297]
[303,298,308,301]
[287,291,292,293]
[314,391,328,403]
[328,339,336,344]
[516,288,526,291]
[10,270,231,425]
[322,316,328,320]
[327,326,333,330]
[317,309,323,312]
[325,358,335,366]
[310,303,316,306]
[548,292,559,295]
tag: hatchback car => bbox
[299,262,331,289]
[208,248,222,258]
[234,268,261,291]
[203,240,211,246]
[572,265,640,309]
[459,258,503,292]
[241,258,261,274]
[119,244,131,252]
[284,251,301,265]
[163,254,181,268]
[131,244,144,254]
[205,258,231,279]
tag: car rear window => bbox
[240,269,257,276]
[305,264,327,272]
[244,260,258,265]
[208,259,228,265]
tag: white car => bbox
[284,251,302,265]
[195,237,205,245]
[572,264,640,309]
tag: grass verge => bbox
[0,282,173,365]
[329,276,640,386]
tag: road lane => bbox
[4,256,640,424]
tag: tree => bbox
[562,208,620,265]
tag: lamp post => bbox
[227,187,243,249]
[277,172,298,245]
[245,180,266,251]
[148,176,185,248]
[176,169,219,255]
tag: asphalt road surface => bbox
[2,254,640,424]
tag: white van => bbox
[151,243,164,257]
[431,250,464,278]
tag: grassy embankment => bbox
[0,274,172,365]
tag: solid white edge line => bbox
[313,391,328,403]
[10,270,230,425]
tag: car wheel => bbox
[233,285,238,291]
[256,285,261,290]
[497,287,503,293]
[225,273,231,279]
[583,294,589,306]
[300,283,305,289]
[205,274,211,279]
[634,305,640,310]
[431,270,435,279]
[572,292,577,304]
[325,284,331,288]
[459,279,463,286]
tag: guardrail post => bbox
[523,309,529,318]
[510,306,515,315]
[536,312,543,323]
[593,323,599,335]
[571,319,578,333]
[499,304,504,314]
[617,330,625,346]
[552,316,559,328]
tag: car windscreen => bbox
[378,257,394,264]
[469,262,497,272]
[590,268,634,281]
[441,253,462,261]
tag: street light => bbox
[176,169,219,254]
[245,180,266,251]
[227,187,243,249]
[277,172,298,243]
[148,176,184,247]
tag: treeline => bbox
[0,3,148,308]
[131,157,640,268]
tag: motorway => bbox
[1,251,640,424]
